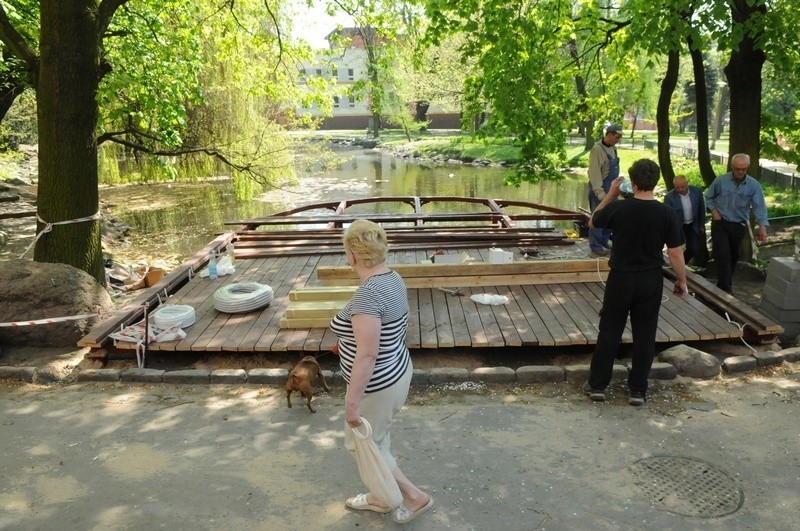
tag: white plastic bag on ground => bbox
[470,293,510,305]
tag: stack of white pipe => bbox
[213,282,274,313]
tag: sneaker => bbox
[628,391,646,406]
[581,382,606,402]
[589,249,608,258]
[603,241,613,250]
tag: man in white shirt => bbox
[663,175,706,265]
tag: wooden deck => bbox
[85,246,771,354]
[80,196,783,355]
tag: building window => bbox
[315,68,323,77]
[348,96,356,108]
[333,96,340,108]
[347,68,355,81]
[332,67,338,80]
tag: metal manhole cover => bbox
[630,456,744,518]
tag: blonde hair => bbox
[343,219,388,267]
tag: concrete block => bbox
[247,368,287,385]
[162,369,210,384]
[76,369,121,382]
[759,299,800,322]
[410,369,429,385]
[722,356,757,374]
[612,364,628,379]
[766,256,800,282]
[779,347,800,362]
[210,369,247,384]
[516,365,564,383]
[470,367,515,383]
[0,366,21,380]
[765,273,800,298]
[564,364,590,383]
[777,322,800,338]
[428,367,469,384]
[19,367,36,383]
[121,368,165,383]
[762,284,800,310]
[753,351,784,367]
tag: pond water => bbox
[102,148,589,264]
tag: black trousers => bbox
[589,268,664,394]
[682,223,703,265]
[710,219,747,293]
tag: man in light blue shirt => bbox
[705,153,769,293]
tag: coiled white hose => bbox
[214,282,274,313]
[151,304,196,329]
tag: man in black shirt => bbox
[584,159,688,405]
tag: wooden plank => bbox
[430,287,455,348]
[284,300,347,318]
[521,284,571,345]
[405,288,421,349]
[507,285,552,346]
[551,283,600,343]
[444,290,473,347]
[280,317,330,329]
[263,255,318,351]
[487,286,523,347]
[470,287,506,347]
[461,287,490,347]
[317,260,611,281]
[536,285,588,345]
[663,267,783,335]
[417,289,438,348]
[289,286,357,301]
[319,271,609,288]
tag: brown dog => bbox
[286,356,329,413]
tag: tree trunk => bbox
[724,0,766,176]
[711,83,728,149]
[687,40,716,186]
[567,38,594,151]
[35,0,104,283]
[657,51,680,189]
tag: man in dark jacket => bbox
[663,174,707,265]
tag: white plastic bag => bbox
[199,255,236,277]
[350,418,403,509]
[470,293,510,305]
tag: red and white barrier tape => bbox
[20,211,102,258]
[0,312,99,328]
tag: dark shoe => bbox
[582,382,605,402]
[628,391,646,406]
[603,241,613,250]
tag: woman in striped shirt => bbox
[331,220,433,524]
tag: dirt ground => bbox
[1,363,798,530]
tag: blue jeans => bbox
[588,189,612,251]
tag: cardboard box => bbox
[489,248,514,264]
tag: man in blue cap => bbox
[587,123,623,257]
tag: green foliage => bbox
[763,184,800,218]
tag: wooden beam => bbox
[288,287,357,301]
[318,260,610,281]
[320,271,609,288]
[662,266,783,335]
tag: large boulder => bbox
[0,259,115,348]
[658,344,721,379]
